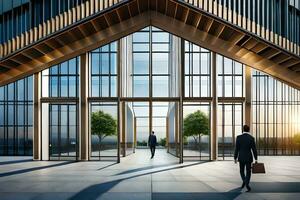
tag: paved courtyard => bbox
[0,149,300,200]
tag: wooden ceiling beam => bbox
[0,11,151,86]
[150,11,300,89]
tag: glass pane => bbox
[152,43,169,52]
[110,53,117,74]
[153,76,169,97]
[224,57,232,74]
[100,53,109,74]
[133,53,149,74]
[133,32,149,42]
[152,32,169,42]
[91,76,99,97]
[91,54,100,74]
[133,43,149,52]
[152,53,169,74]
[133,76,149,97]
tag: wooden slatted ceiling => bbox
[0,0,300,89]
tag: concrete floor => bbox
[0,149,300,200]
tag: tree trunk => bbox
[199,134,202,159]
[192,136,198,150]
[98,136,102,159]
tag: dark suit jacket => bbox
[148,134,157,147]
[234,133,258,163]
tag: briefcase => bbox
[252,162,265,173]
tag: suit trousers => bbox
[239,161,252,186]
[150,146,156,157]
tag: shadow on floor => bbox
[152,192,241,200]
[0,161,75,178]
[251,182,300,193]
[114,162,179,175]
[97,163,119,171]
[0,159,33,166]
[69,162,210,200]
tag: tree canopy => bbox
[91,110,117,142]
[183,110,209,142]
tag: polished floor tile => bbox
[0,149,300,200]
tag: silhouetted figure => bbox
[148,131,157,159]
[234,125,258,192]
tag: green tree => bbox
[183,110,209,148]
[91,110,117,147]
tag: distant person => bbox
[234,125,258,192]
[148,131,157,159]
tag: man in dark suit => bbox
[148,131,157,159]
[234,125,258,192]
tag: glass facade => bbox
[130,27,172,97]
[42,57,79,98]
[1,25,300,160]
[184,42,211,98]
[217,55,244,98]
[89,41,119,160]
[41,56,79,160]
[0,0,89,44]
[218,103,243,159]
[0,76,33,156]
[252,70,300,155]
[90,43,117,97]
[132,27,150,97]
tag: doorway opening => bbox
[120,101,180,163]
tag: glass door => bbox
[49,104,78,160]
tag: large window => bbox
[41,57,79,160]
[184,42,211,97]
[132,27,150,97]
[89,41,119,160]
[218,103,243,159]
[0,76,33,156]
[42,57,79,97]
[217,55,244,159]
[90,42,117,97]
[131,26,171,97]
[217,54,244,97]
[252,70,300,155]
[152,27,170,97]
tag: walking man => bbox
[234,125,258,192]
[148,131,157,159]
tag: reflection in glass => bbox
[0,76,33,156]
[49,104,78,160]
[252,70,300,155]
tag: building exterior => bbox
[0,0,300,162]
